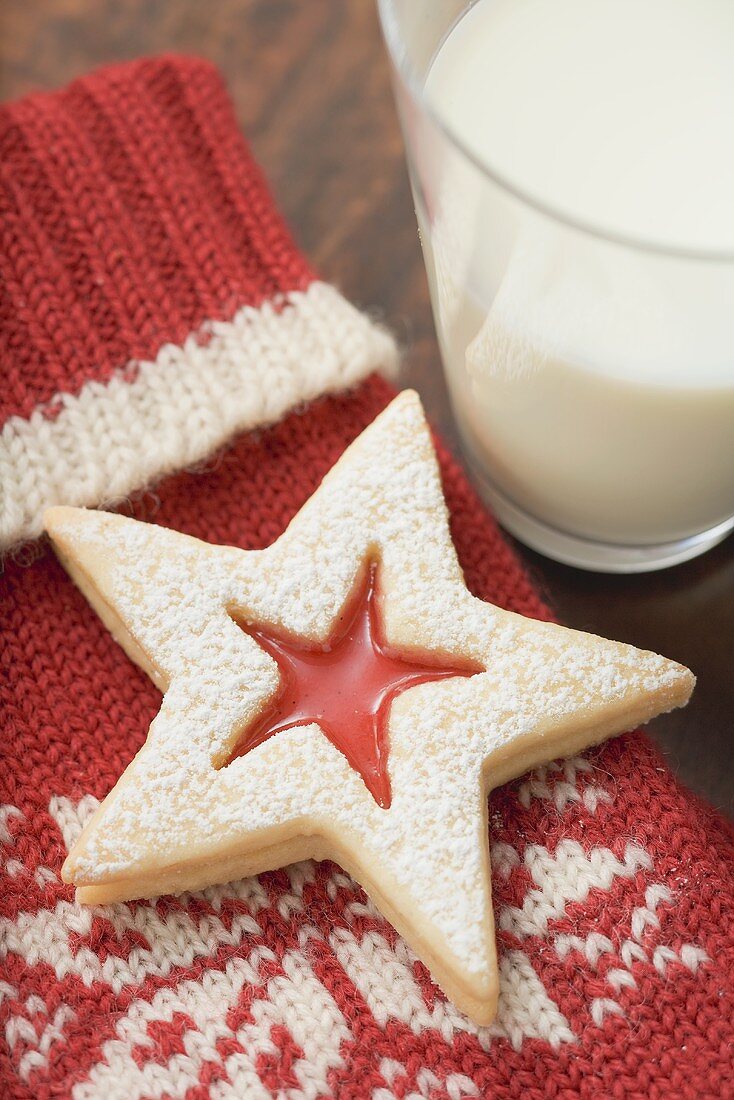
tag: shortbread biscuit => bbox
[44,390,694,1025]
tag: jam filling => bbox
[228,563,481,808]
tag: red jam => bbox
[229,563,481,808]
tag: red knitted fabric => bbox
[1,57,733,1100]
[0,55,312,423]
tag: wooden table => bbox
[2,0,731,815]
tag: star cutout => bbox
[232,561,481,808]
[45,391,693,1024]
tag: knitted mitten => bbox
[1,57,733,1100]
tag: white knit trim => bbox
[0,281,398,552]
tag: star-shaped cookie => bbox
[44,391,693,1024]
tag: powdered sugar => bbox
[46,391,693,1002]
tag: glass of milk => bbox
[377,0,734,572]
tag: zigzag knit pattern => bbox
[1,57,734,1100]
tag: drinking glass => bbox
[377,0,734,572]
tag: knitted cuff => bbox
[0,56,396,551]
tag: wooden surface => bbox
[2,0,732,816]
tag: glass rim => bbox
[377,0,734,265]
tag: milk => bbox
[422,0,734,549]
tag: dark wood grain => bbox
[2,0,731,815]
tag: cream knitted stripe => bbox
[0,282,398,552]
